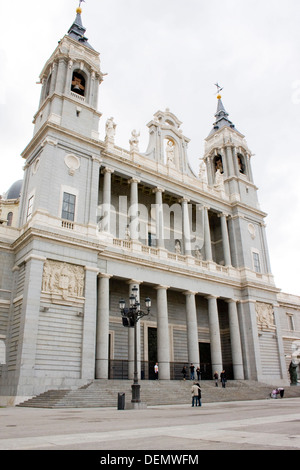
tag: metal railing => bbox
[107,361,234,380]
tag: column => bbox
[156,285,170,380]
[82,266,99,380]
[226,299,244,379]
[101,167,114,232]
[127,280,142,380]
[88,155,102,226]
[204,206,213,261]
[180,197,191,255]
[95,273,112,379]
[129,178,140,240]
[219,212,232,266]
[225,145,235,176]
[184,291,200,367]
[207,295,223,375]
[153,187,165,249]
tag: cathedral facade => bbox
[0,7,299,405]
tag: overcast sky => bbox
[1,0,300,296]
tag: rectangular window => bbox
[148,232,156,247]
[253,252,261,273]
[26,195,34,221]
[61,192,76,221]
[287,314,295,331]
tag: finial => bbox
[77,0,85,13]
[214,82,223,99]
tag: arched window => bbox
[237,154,246,174]
[71,71,86,97]
[7,212,13,227]
[45,73,52,98]
[214,155,224,173]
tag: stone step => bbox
[17,380,300,408]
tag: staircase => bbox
[17,380,300,408]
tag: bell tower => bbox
[19,5,104,228]
[203,94,258,207]
[33,5,104,140]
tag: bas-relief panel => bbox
[42,260,85,303]
[255,302,275,331]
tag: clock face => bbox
[71,72,85,96]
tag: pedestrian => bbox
[213,371,219,386]
[154,362,158,379]
[196,366,201,381]
[181,365,187,380]
[190,363,195,380]
[278,387,284,398]
[196,382,202,406]
[191,382,201,407]
[220,370,226,388]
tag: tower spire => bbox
[68,1,93,49]
[208,88,237,136]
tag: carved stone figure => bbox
[199,160,207,183]
[214,169,224,189]
[42,260,85,300]
[105,117,116,141]
[256,302,275,330]
[175,240,181,254]
[194,247,203,260]
[129,129,140,152]
[289,361,299,385]
[166,139,175,167]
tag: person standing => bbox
[190,363,195,380]
[196,382,202,406]
[191,382,201,407]
[213,371,219,387]
[220,370,226,388]
[181,365,187,380]
[154,362,158,379]
[196,366,201,381]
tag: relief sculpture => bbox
[42,260,85,301]
[255,302,275,330]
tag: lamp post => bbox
[119,286,151,403]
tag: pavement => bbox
[1,397,300,454]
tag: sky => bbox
[0,0,300,296]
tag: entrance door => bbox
[148,327,157,380]
[199,342,212,380]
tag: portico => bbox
[95,274,244,382]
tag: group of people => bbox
[191,382,202,407]
[182,363,201,381]
[213,370,227,388]
[270,387,284,399]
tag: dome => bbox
[6,180,23,200]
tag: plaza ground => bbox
[1,397,300,451]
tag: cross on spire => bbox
[214,83,223,95]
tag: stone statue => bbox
[214,169,224,189]
[129,129,140,152]
[166,139,175,167]
[289,360,299,385]
[199,160,207,183]
[194,246,203,260]
[105,117,116,142]
[289,341,300,385]
[175,240,181,254]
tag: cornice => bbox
[11,226,107,257]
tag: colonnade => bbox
[100,167,232,264]
[95,275,244,381]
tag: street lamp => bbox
[119,286,151,404]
